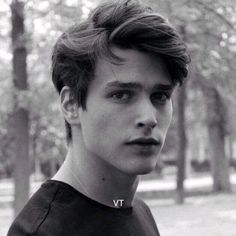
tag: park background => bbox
[0,0,236,235]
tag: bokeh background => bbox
[0,0,236,235]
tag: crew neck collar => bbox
[46,179,134,214]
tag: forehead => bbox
[93,48,172,89]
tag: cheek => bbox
[159,101,173,132]
[167,101,173,124]
[80,107,121,147]
[81,110,126,160]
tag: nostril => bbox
[137,121,157,129]
[137,122,145,128]
[150,121,157,129]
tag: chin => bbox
[122,162,157,176]
[138,169,154,175]
[113,152,160,176]
[135,166,156,175]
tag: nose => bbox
[135,99,157,131]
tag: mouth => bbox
[125,138,160,146]
[125,137,161,156]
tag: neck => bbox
[53,135,139,208]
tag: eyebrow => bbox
[153,84,174,91]
[105,81,174,90]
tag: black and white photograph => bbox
[0,0,236,235]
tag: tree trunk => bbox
[175,25,188,204]
[225,135,233,162]
[204,84,231,192]
[50,157,57,177]
[11,0,30,216]
[176,82,187,204]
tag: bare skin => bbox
[53,48,174,208]
[53,137,139,208]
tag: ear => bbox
[60,86,80,125]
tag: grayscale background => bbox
[0,0,236,235]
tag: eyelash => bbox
[151,92,171,104]
[108,90,171,104]
[109,91,133,102]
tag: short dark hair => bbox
[51,0,190,142]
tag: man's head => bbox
[52,0,190,142]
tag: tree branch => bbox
[193,0,236,33]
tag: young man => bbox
[8,0,190,235]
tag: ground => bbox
[149,193,236,236]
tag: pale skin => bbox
[53,48,175,208]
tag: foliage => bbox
[0,0,236,179]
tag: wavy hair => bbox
[52,0,190,141]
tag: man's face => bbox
[78,48,175,175]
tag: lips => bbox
[125,138,160,146]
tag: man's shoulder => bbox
[133,196,151,211]
[7,181,160,236]
[133,196,160,235]
[7,180,104,236]
[7,180,61,236]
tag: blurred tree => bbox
[24,0,85,178]
[147,0,236,193]
[188,0,235,192]
[0,1,13,178]
[176,82,187,204]
[146,0,191,202]
[2,0,98,180]
[176,25,190,204]
[1,0,236,200]
[194,71,232,191]
[204,81,231,191]
[11,0,30,215]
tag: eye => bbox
[110,91,133,102]
[151,92,170,105]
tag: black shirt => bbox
[7,180,160,236]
